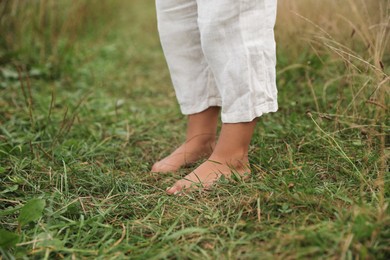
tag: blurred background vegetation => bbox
[1,0,388,120]
[0,0,389,259]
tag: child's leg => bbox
[151,107,219,173]
[155,0,222,117]
[153,0,222,173]
[166,120,256,194]
[196,0,278,124]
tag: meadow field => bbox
[0,0,389,259]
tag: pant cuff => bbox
[221,101,278,123]
[180,97,222,115]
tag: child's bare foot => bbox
[165,155,250,195]
[151,136,215,173]
[151,107,220,173]
[166,120,257,195]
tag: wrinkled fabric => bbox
[156,0,278,123]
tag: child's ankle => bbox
[209,152,249,166]
[185,133,216,146]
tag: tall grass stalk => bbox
[277,0,389,207]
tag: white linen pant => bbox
[156,0,278,123]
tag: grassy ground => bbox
[0,0,389,259]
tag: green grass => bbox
[0,0,389,259]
